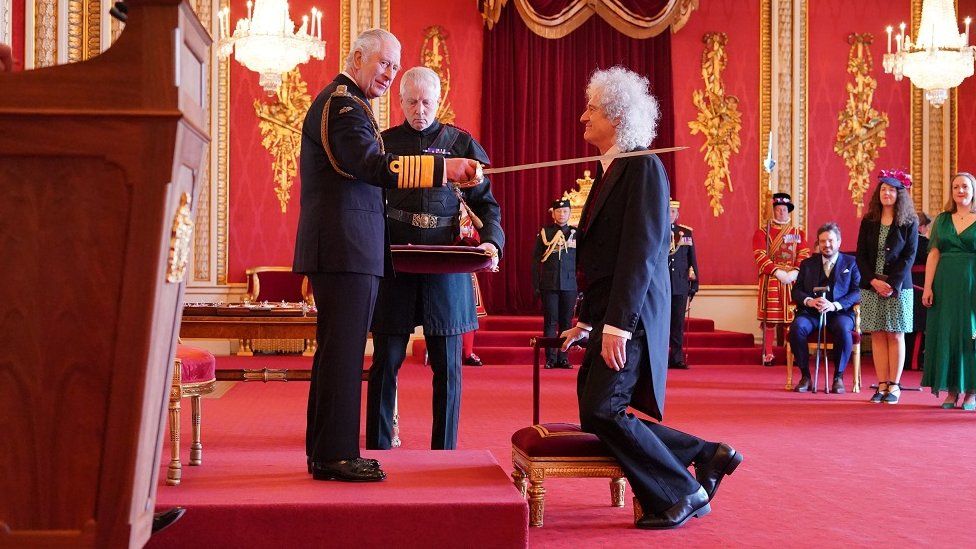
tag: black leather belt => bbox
[387,207,455,229]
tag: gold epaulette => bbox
[389,155,436,188]
[332,85,351,97]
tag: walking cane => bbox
[812,309,830,393]
[683,293,695,365]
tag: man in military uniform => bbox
[752,192,811,366]
[365,67,504,451]
[533,198,578,369]
[294,31,481,481]
[667,199,699,370]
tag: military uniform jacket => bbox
[533,224,578,292]
[293,74,446,277]
[669,224,698,296]
[370,121,505,336]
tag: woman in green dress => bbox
[921,172,976,409]
[856,170,918,404]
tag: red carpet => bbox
[156,339,976,547]
[415,315,774,365]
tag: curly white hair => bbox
[586,66,660,151]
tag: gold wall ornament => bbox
[834,33,888,217]
[688,32,742,217]
[561,170,595,227]
[254,69,312,213]
[421,25,455,124]
[168,192,194,284]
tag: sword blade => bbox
[481,146,688,175]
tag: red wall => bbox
[226,0,484,282]
[671,0,761,285]
[807,0,911,250]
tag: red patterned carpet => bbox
[151,344,975,548]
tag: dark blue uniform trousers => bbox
[788,311,854,379]
[542,289,577,363]
[306,272,379,462]
[577,330,716,513]
[366,332,462,450]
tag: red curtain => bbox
[480,5,674,315]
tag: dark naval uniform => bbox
[293,74,448,464]
[533,221,578,367]
[365,120,504,450]
[668,223,699,368]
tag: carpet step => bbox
[479,315,715,332]
[470,329,748,347]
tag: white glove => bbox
[772,269,789,284]
[785,270,799,284]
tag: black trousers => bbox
[788,311,855,379]
[366,332,462,450]
[306,272,379,462]
[541,289,577,363]
[668,294,689,365]
[904,331,926,371]
[576,329,715,513]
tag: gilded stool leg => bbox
[166,364,182,486]
[511,468,528,498]
[189,395,203,466]
[610,477,626,507]
[302,339,315,357]
[237,338,254,357]
[391,390,401,448]
[853,344,862,393]
[632,496,643,523]
[527,472,546,527]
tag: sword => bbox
[478,146,688,176]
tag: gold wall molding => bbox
[421,25,455,124]
[689,32,742,217]
[33,0,58,68]
[66,0,100,63]
[834,33,888,217]
[1,0,11,44]
[254,69,310,213]
[489,0,698,39]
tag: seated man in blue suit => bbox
[789,222,861,394]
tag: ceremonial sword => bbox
[476,145,688,176]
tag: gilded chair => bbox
[167,344,217,486]
[785,304,862,392]
[241,266,314,356]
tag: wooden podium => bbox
[0,1,211,546]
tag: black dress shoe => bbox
[151,507,186,535]
[635,487,710,530]
[308,457,379,474]
[462,353,483,367]
[694,443,743,501]
[544,360,554,369]
[793,377,812,393]
[831,378,846,394]
[668,361,689,370]
[311,459,386,482]
[553,359,572,369]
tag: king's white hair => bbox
[586,67,659,151]
[343,28,400,72]
[399,66,440,98]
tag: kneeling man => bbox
[789,222,861,393]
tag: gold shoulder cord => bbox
[320,86,385,179]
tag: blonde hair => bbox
[945,172,976,213]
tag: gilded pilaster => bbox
[34,0,58,68]
[191,0,214,282]
[66,0,101,63]
[340,0,392,129]
[1,0,13,44]
[215,0,230,285]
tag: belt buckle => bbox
[412,213,437,229]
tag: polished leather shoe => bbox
[793,377,812,392]
[635,487,710,530]
[462,353,483,367]
[553,359,572,369]
[151,507,186,535]
[668,361,689,370]
[694,443,743,501]
[311,459,386,482]
[831,378,846,394]
[308,457,379,474]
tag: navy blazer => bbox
[576,151,670,421]
[855,218,918,295]
[791,253,861,318]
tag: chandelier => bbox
[883,0,974,107]
[217,0,325,94]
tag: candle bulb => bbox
[899,22,906,49]
[246,0,252,21]
[317,11,323,40]
[896,34,903,53]
[886,26,892,54]
[966,16,972,45]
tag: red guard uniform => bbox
[752,222,811,323]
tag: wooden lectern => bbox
[0,1,211,546]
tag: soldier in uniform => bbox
[667,199,699,370]
[365,67,504,451]
[294,31,481,481]
[532,198,578,369]
[752,192,811,366]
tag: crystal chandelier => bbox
[217,0,325,94]
[883,0,975,107]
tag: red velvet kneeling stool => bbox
[167,345,217,486]
[511,423,626,527]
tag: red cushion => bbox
[176,344,216,383]
[511,423,614,458]
[249,270,306,303]
[390,245,493,274]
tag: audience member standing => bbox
[921,172,976,409]
[856,170,918,405]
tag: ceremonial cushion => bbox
[390,244,493,274]
[246,269,307,303]
[176,345,216,384]
[511,423,614,459]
